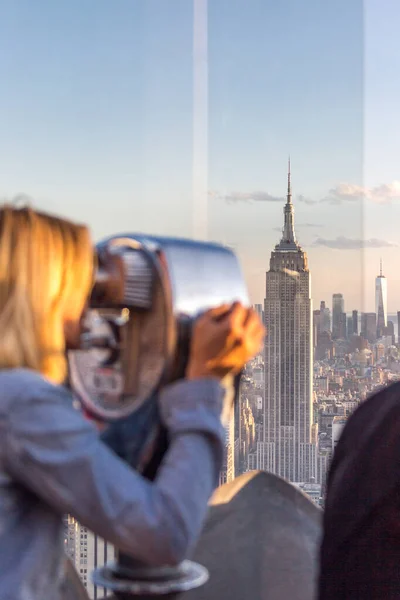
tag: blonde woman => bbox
[0,205,264,600]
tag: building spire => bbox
[287,155,292,204]
[380,257,383,277]
[281,157,296,244]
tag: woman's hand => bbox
[186,302,265,380]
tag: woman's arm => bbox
[3,371,225,567]
[99,396,160,466]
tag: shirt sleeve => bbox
[100,395,161,466]
[4,377,225,567]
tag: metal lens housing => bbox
[68,234,249,421]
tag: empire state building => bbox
[263,161,314,483]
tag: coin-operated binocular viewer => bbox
[68,234,249,598]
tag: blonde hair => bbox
[0,205,94,384]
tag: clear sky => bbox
[0,0,398,311]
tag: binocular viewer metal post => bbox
[68,233,250,597]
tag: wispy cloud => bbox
[210,180,400,206]
[369,181,400,203]
[321,181,400,205]
[208,190,283,203]
[297,194,318,205]
[321,184,365,205]
[312,236,399,250]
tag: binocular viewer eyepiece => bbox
[90,237,156,311]
[68,233,249,422]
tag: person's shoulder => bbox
[0,368,71,410]
[0,368,58,392]
[334,381,400,455]
[350,381,400,422]
[0,369,87,440]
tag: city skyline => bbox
[256,158,400,503]
[0,0,399,310]
[252,169,398,316]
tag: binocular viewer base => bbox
[92,560,209,597]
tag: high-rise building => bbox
[253,303,264,324]
[314,301,331,350]
[238,397,256,475]
[398,311,400,344]
[332,417,346,452]
[382,320,395,346]
[332,294,344,339]
[313,309,321,349]
[376,260,388,338]
[315,330,334,361]
[361,312,377,344]
[65,516,115,599]
[263,160,314,483]
[347,316,353,337]
[352,310,359,335]
[219,409,235,485]
[388,320,395,345]
[338,312,347,340]
[319,301,331,333]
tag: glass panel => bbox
[0,1,195,238]
[365,0,400,339]
[208,0,364,503]
[1,1,372,593]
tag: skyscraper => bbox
[263,160,314,483]
[386,320,395,346]
[376,259,388,338]
[332,294,344,339]
[219,410,235,485]
[352,310,359,335]
[347,316,353,337]
[338,312,347,340]
[397,311,400,344]
[361,312,377,344]
[253,303,264,328]
[64,517,115,599]
[313,309,321,350]
[319,301,331,333]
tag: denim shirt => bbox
[100,391,161,469]
[0,369,225,600]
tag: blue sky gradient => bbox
[0,0,398,310]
